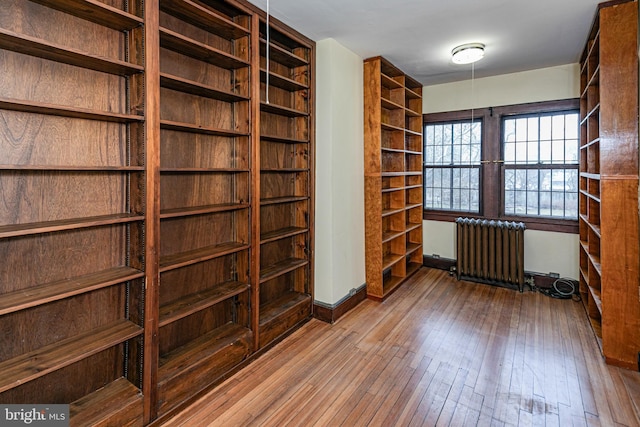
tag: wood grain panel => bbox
[601,177,640,369]
[3,0,126,60]
[599,1,638,176]
[0,113,128,167]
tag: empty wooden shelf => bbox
[364,56,424,300]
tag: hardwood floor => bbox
[160,268,640,426]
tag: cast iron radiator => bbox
[455,217,526,291]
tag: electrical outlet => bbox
[549,272,560,278]
[432,254,441,259]
[349,288,357,296]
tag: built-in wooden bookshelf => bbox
[578,0,639,369]
[0,0,314,424]
[0,0,147,424]
[156,0,253,417]
[364,56,423,300]
[256,19,315,349]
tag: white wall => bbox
[314,38,366,305]
[423,64,580,113]
[423,64,581,279]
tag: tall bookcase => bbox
[578,0,640,369]
[364,56,423,301]
[0,0,315,424]
[256,20,315,349]
[156,0,253,415]
[0,0,147,424]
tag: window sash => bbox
[424,165,481,213]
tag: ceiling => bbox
[246,0,603,85]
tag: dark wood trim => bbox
[143,0,161,423]
[313,285,367,324]
[422,108,492,124]
[422,213,578,234]
[491,99,580,116]
[423,255,456,271]
[422,98,580,234]
[249,11,261,353]
[500,215,579,234]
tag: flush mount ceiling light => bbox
[451,43,485,64]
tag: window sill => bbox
[423,211,578,234]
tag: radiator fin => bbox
[455,218,525,291]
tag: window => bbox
[423,99,580,233]
[424,120,481,212]
[503,112,579,219]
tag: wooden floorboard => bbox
[161,268,640,426]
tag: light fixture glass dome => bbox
[451,43,485,64]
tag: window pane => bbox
[540,191,551,216]
[527,117,539,141]
[504,119,515,143]
[527,191,539,215]
[552,170,565,191]
[515,118,527,142]
[552,140,565,163]
[425,125,435,143]
[434,145,443,164]
[515,191,526,215]
[540,116,552,140]
[565,139,578,164]
[527,169,538,191]
[505,170,515,191]
[552,115,565,140]
[527,141,538,164]
[565,114,579,139]
[540,140,551,163]
[552,192,565,217]
[505,142,516,163]
[565,192,578,218]
[505,190,515,214]
[515,169,526,190]
[515,142,527,164]
[540,169,551,191]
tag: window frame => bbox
[423,117,483,214]
[423,99,579,233]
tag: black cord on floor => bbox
[534,278,581,301]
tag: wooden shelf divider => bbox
[0,213,145,239]
[27,0,143,30]
[0,320,143,394]
[159,242,250,272]
[0,267,144,316]
[159,27,249,69]
[0,98,144,122]
[159,0,249,39]
[159,281,250,327]
[0,28,143,75]
[160,73,249,102]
